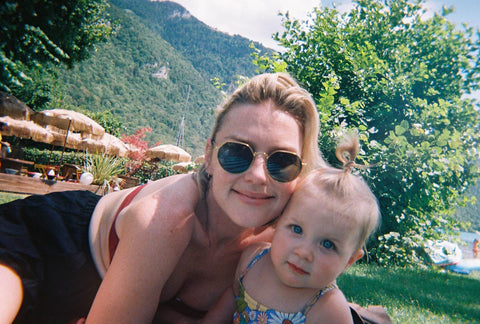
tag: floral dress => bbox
[233,248,336,324]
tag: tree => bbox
[0,0,114,93]
[85,110,123,138]
[270,0,480,266]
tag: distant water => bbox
[460,231,480,243]
[458,231,480,259]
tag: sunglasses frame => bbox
[213,140,305,183]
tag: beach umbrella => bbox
[50,131,83,150]
[31,109,105,163]
[146,144,191,162]
[85,133,130,157]
[0,91,33,120]
[100,133,129,157]
[32,109,105,138]
[172,161,195,173]
[72,133,130,158]
[194,155,205,164]
[0,116,54,144]
[80,137,107,153]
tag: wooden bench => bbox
[0,157,35,175]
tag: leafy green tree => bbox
[0,0,114,94]
[85,110,123,137]
[269,0,480,266]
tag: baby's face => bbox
[270,195,363,290]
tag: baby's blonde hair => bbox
[295,134,380,250]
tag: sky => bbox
[167,0,479,100]
[169,0,479,51]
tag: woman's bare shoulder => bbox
[117,174,200,234]
[92,174,197,228]
[89,174,200,274]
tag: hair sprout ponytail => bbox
[335,133,369,173]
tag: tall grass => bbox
[339,264,480,323]
[83,154,125,187]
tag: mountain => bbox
[110,0,269,88]
[55,0,271,156]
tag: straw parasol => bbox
[0,116,54,144]
[80,137,107,153]
[78,133,130,157]
[146,144,191,162]
[0,92,34,120]
[194,155,205,164]
[172,161,195,173]
[101,133,129,157]
[31,109,106,163]
[50,131,83,150]
[32,109,105,138]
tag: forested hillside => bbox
[54,0,268,156]
[110,0,270,88]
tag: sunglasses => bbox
[214,141,304,183]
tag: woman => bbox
[0,73,324,323]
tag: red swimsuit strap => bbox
[108,184,147,262]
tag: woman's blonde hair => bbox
[296,134,380,250]
[196,72,325,196]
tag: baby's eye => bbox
[290,225,303,234]
[321,240,335,250]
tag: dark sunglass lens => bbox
[218,142,253,174]
[267,152,302,182]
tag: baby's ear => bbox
[345,249,364,271]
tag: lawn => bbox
[0,192,28,204]
[340,263,480,323]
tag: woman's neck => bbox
[196,191,271,249]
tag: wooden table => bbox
[62,163,82,181]
[0,157,35,174]
[34,164,62,179]
[0,173,103,195]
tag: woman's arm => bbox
[200,286,236,324]
[86,178,199,323]
[0,265,23,324]
[200,241,272,324]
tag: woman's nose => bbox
[243,154,268,183]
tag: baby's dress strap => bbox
[302,283,337,315]
[239,247,270,281]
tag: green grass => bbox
[339,263,480,323]
[0,192,28,204]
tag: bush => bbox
[21,146,180,184]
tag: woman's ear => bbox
[204,138,213,173]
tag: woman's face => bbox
[205,101,303,228]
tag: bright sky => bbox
[167,0,479,100]
[169,0,479,50]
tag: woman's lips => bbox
[234,189,273,204]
